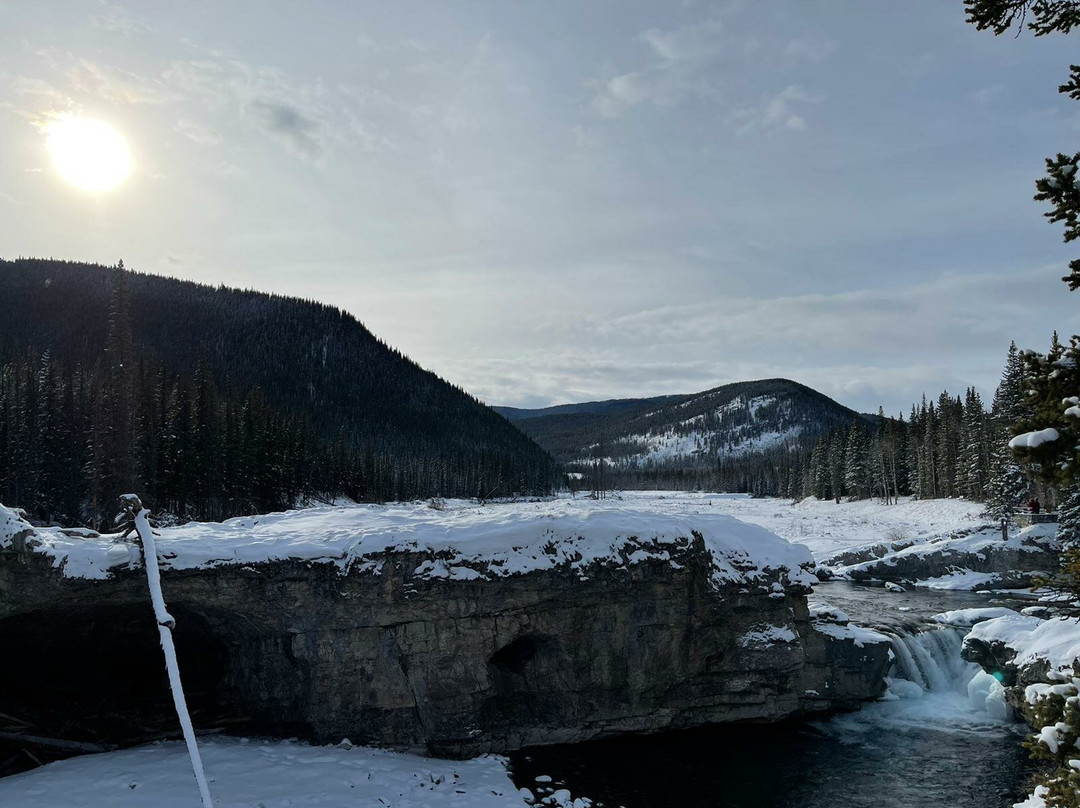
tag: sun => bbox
[46,116,132,192]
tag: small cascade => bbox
[882,625,1011,719]
[886,627,974,692]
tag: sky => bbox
[2,1,1080,415]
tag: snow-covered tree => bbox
[986,443,1028,522]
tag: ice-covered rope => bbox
[123,494,215,808]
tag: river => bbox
[509,582,1035,808]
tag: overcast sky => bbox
[3,1,1080,414]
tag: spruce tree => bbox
[843,421,871,500]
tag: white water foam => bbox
[819,626,1013,740]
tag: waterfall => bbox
[886,627,973,692]
[882,626,1011,719]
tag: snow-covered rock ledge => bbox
[961,611,1080,808]
[0,499,816,590]
[0,499,889,758]
[826,522,1059,591]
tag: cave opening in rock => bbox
[0,604,230,774]
[487,633,573,724]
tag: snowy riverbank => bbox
[0,738,538,808]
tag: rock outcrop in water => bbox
[0,503,892,758]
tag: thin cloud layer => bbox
[0,1,1078,416]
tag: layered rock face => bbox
[0,505,890,758]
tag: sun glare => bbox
[46,116,132,193]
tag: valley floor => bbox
[656,492,989,560]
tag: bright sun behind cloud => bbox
[46,116,132,193]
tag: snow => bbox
[579,394,805,467]
[737,623,798,648]
[933,607,1021,628]
[808,601,851,623]
[1009,428,1060,450]
[128,500,214,808]
[811,621,891,648]
[0,738,530,807]
[966,614,1080,676]
[667,494,988,561]
[1015,785,1051,808]
[0,497,816,593]
[920,571,1004,590]
[829,521,1057,591]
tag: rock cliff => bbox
[0,501,891,758]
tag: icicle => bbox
[124,494,215,808]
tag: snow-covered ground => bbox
[0,495,815,591]
[1,492,993,584]
[683,493,988,560]
[0,738,540,808]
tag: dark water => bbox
[508,583,1036,808]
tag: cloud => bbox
[175,118,222,145]
[249,100,325,157]
[163,58,333,159]
[590,72,651,118]
[971,83,1005,105]
[420,266,1080,415]
[782,35,835,65]
[730,84,821,134]
[34,50,173,105]
[89,2,156,37]
[588,12,830,123]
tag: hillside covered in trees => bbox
[512,354,1033,511]
[0,258,557,527]
[502,378,866,492]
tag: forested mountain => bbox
[494,395,686,423]
[505,364,1034,511]
[0,258,557,526]
[503,379,865,490]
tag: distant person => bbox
[1029,498,1041,514]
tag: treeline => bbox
[0,262,556,526]
[796,343,1029,508]
[580,345,1032,510]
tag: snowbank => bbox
[933,607,1021,628]
[966,614,1080,676]
[685,494,987,561]
[811,621,891,648]
[1,498,815,592]
[0,738,528,807]
[828,521,1057,591]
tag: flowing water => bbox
[509,582,1035,808]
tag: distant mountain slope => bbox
[493,395,686,423]
[0,258,556,521]
[505,379,863,472]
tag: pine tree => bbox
[986,443,1028,522]
[959,388,990,500]
[843,421,871,500]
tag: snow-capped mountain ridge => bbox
[501,378,865,474]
